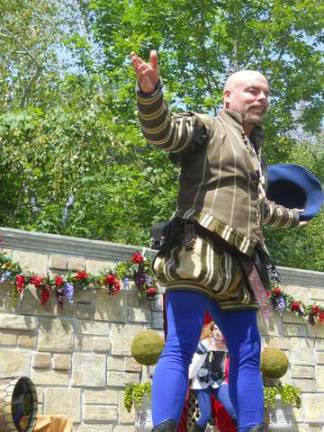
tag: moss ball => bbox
[261,347,289,379]
[131,330,164,366]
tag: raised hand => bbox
[130,50,160,94]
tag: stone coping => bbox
[1,226,324,287]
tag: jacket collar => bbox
[219,109,265,153]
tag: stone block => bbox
[73,288,94,305]
[315,365,324,391]
[126,291,142,308]
[114,427,136,432]
[282,285,310,304]
[282,311,306,325]
[75,304,95,321]
[107,371,140,387]
[31,369,69,386]
[67,256,86,271]
[53,354,71,370]
[21,286,57,317]
[33,353,52,369]
[302,393,324,422]
[152,311,164,330]
[110,324,145,356]
[95,291,127,323]
[118,391,135,424]
[85,259,114,274]
[292,378,315,392]
[82,405,118,422]
[290,337,315,364]
[281,323,307,337]
[83,389,118,405]
[316,351,324,364]
[315,339,324,350]
[307,324,324,339]
[291,365,314,379]
[0,294,19,313]
[75,335,110,352]
[12,250,48,274]
[45,387,81,422]
[127,308,151,323]
[72,353,106,387]
[309,288,324,302]
[0,349,30,377]
[18,334,36,348]
[0,313,37,331]
[38,318,73,352]
[0,330,17,346]
[262,336,292,351]
[149,294,163,312]
[49,254,68,270]
[77,426,113,432]
[76,321,109,336]
[124,357,142,372]
[107,357,124,371]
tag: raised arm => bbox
[130,50,206,153]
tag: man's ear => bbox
[223,90,231,109]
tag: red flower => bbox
[55,275,64,287]
[15,274,26,293]
[75,270,88,280]
[273,287,282,296]
[266,291,272,298]
[40,287,50,305]
[131,252,144,264]
[105,274,116,285]
[113,280,121,294]
[311,305,320,315]
[146,287,157,298]
[291,301,300,312]
[319,311,324,323]
[30,275,44,288]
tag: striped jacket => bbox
[137,83,299,257]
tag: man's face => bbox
[224,73,270,126]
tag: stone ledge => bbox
[0,227,138,261]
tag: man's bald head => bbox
[223,70,270,131]
[224,70,269,93]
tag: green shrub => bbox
[261,348,289,379]
[131,330,164,366]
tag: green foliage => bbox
[264,384,301,408]
[124,382,152,412]
[131,330,164,366]
[261,348,289,379]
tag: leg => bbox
[208,301,263,432]
[213,383,237,420]
[195,389,212,429]
[152,290,209,426]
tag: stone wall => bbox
[0,227,324,431]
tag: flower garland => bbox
[1,251,323,324]
[267,286,324,326]
[0,251,157,308]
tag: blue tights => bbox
[152,290,263,432]
[195,384,236,428]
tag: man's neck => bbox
[243,122,254,137]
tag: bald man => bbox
[131,51,300,432]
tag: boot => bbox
[248,424,265,432]
[152,419,177,431]
[192,422,205,432]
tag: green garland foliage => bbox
[264,384,301,409]
[124,382,152,412]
